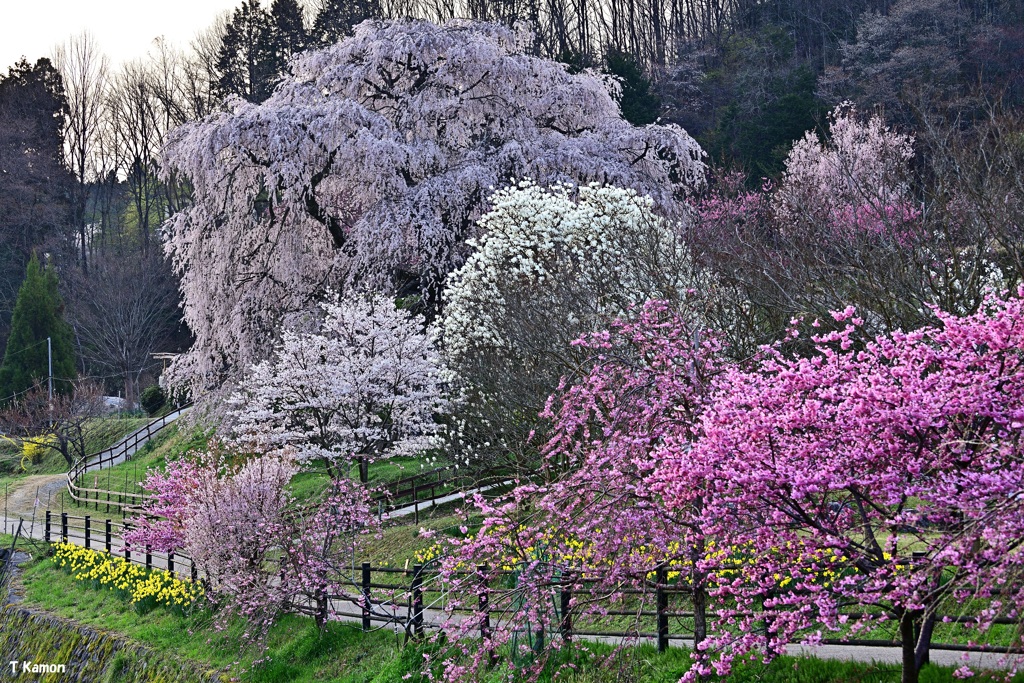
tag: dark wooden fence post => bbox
[362,562,372,631]
[84,515,91,549]
[413,483,419,524]
[560,572,573,643]
[478,564,496,667]
[44,511,51,544]
[411,564,424,641]
[61,512,68,543]
[105,519,112,554]
[656,566,669,653]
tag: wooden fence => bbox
[371,465,507,522]
[44,511,199,581]
[38,515,1024,661]
[65,406,190,513]
[69,432,506,522]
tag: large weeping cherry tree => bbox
[160,18,705,389]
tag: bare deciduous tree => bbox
[64,252,180,407]
[53,32,109,275]
[0,382,106,467]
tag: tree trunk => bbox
[359,456,368,484]
[315,591,328,629]
[915,610,935,670]
[693,580,708,647]
[899,610,920,683]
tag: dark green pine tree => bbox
[271,0,310,62]
[311,0,381,47]
[604,49,662,126]
[216,0,281,103]
[0,255,76,403]
[0,57,71,349]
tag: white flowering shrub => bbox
[441,181,695,466]
[228,293,447,481]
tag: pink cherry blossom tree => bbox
[160,19,706,389]
[691,106,1005,346]
[226,292,448,482]
[657,294,1024,683]
[774,103,918,240]
[127,443,375,641]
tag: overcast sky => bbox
[0,0,242,71]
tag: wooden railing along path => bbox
[65,405,192,512]
[40,512,1024,663]
[68,420,507,520]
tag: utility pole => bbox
[47,336,53,402]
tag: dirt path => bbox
[1,474,66,520]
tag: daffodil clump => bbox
[52,542,203,615]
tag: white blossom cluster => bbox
[442,180,694,376]
[227,293,447,469]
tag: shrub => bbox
[140,385,166,416]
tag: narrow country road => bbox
[2,406,192,534]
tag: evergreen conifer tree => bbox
[604,49,661,126]
[311,0,380,46]
[271,0,309,61]
[216,0,280,103]
[0,254,76,403]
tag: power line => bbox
[0,337,49,360]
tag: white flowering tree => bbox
[161,19,705,389]
[774,104,917,236]
[441,181,699,470]
[228,293,447,482]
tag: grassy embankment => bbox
[47,423,212,524]
[1,416,151,478]
[11,547,1024,683]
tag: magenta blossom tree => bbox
[441,291,1024,683]
[160,18,705,388]
[435,300,724,679]
[657,293,1024,683]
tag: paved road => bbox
[80,406,192,474]
[381,481,509,521]
[2,406,192,537]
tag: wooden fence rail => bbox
[39,519,1024,660]
[65,405,191,512]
